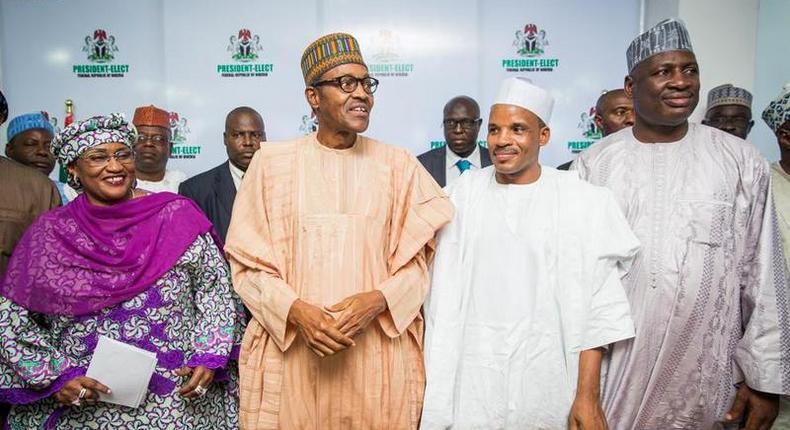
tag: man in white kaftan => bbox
[574,19,790,429]
[422,77,640,430]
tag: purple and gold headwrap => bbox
[300,32,366,85]
[51,113,137,189]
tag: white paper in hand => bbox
[85,336,158,408]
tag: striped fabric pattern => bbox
[225,134,453,429]
[300,32,366,84]
[706,83,753,111]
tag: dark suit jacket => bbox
[557,160,573,171]
[417,145,492,187]
[178,161,236,243]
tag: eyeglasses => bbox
[312,75,379,95]
[705,116,751,128]
[443,118,481,130]
[80,149,135,168]
[135,134,168,145]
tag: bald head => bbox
[224,106,265,171]
[443,96,482,158]
[594,89,634,136]
[444,96,480,118]
[225,106,263,131]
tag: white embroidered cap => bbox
[492,77,554,125]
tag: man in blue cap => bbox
[0,93,61,422]
[5,112,70,202]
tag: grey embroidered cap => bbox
[706,84,753,113]
[626,18,694,72]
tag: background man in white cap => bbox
[702,83,754,139]
[574,18,789,429]
[421,77,639,430]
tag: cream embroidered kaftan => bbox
[225,133,452,430]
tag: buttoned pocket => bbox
[672,196,734,248]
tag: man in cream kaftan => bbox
[225,32,452,430]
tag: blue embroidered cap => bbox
[7,112,55,142]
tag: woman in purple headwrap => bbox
[0,114,245,429]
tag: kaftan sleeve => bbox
[225,150,300,352]
[0,296,83,404]
[183,233,241,369]
[570,152,587,177]
[734,157,790,395]
[376,155,453,337]
[579,190,639,351]
[421,171,481,430]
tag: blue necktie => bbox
[456,159,472,174]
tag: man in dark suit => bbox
[179,106,265,242]
[418,96,492,187]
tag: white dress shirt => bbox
[136,169,187,193]
[228,161,244,191]
[445,144,482,187]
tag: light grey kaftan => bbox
[574,124,790,429]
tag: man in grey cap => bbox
[702,83,754,139]
[574,18,788,429]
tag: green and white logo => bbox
[501,23,559,73]
[567,106,602,153]
[299,111,318,135]
[217,29,274,78]
[367,30,414,78]
[168,112,201,159]
[73,29,130,78]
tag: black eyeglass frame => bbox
[442,118,482,130]
[312,75,380,95]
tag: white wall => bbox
[643,0,678,30]
[643,0,788,161]
[645,0,759,122]
[751,0,790,162]
[677,0,759,124]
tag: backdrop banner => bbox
[0,0,639,176]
